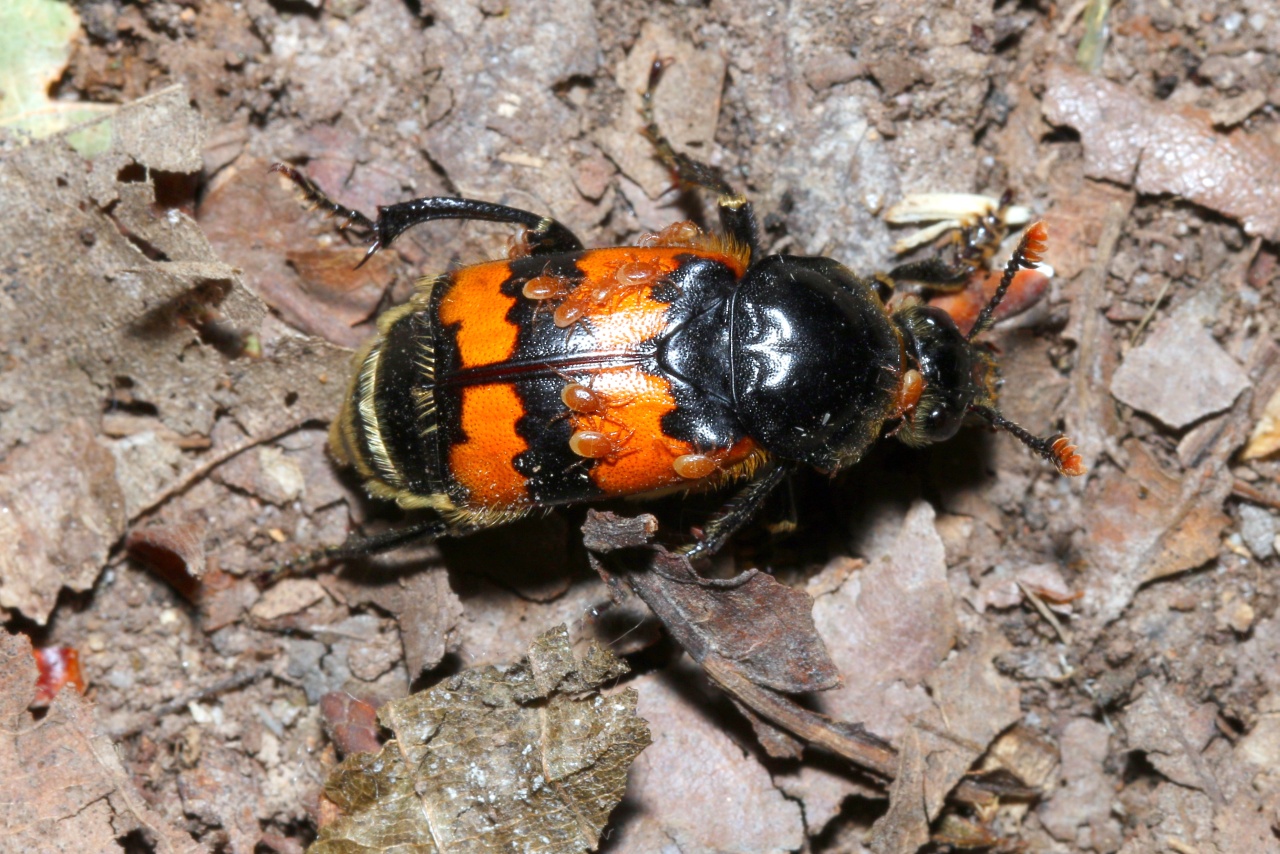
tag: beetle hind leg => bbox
[268,517,468,579]
[641,59,759,258]
[270,163,377,238]
[271,163,585,262]
[374,196,584,257]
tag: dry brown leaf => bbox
[810,501,958,741]
[919,632,1022,817]
[584,510,841,694]
[782,503,1020,830]
[1242,385,1280,460]
[1043,64,1280,241]
[1121,680,1222,798]
[632,557,841,693]
[0,84,354,626]
[0,629,205,853]
[607,664,805,854]
[1037,718,1122,850]
[1083,440,1231,622]
[1111,313,1250,430]
[319,692,383,758]
[310,625,649,854]
[126,518,209,603]
[326,564,464,683]
[0,420,126,624]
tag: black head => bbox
[891,303,995,447]
[885,221,1085,477]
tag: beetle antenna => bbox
[269,163,383,267]
[969,404,1085,476]
[967,220,1049,341]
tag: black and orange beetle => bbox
[272,63,1083,565]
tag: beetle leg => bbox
[268,517,467,578]
[270,163,584,262]
[373,196,584,258]
[641,59,760,259]
[884,256,971,290]
[678,463,792,560]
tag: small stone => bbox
[1238,504,1276,559]
[250,578,327,620]
[1111,316,1249,430]
[1228,601,1256,634]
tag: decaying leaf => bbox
[125,518,209,601]
[320,692,383,758]
[1043,63,1280,241]
[1121,679,1222,797]
[1083,440,1231,622]
[606,665,806,854]
[0,420,126,625]
[0,84,351,625]
[1037,718,1121,850]
[583,510,840,694]
[809,501,960,743]
[311,625,649,854]
[326,565,465,683]
[0,83,347,449]
[777,503,1021,831]
[0,629,204,853]
[1111,312,1250,431]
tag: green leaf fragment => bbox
[0,0,115,154]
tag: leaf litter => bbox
[311,625,649,854]
[3,0,1280,852]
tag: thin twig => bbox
[1016,579,1073,644]
[109,665,274,740]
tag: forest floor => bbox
[2,0,1280,851]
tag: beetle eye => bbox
[922,404,963,441]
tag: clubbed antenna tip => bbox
[969,405,1086,477]
[968,220,1050,341]
[1047,435,1086,477]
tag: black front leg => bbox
[641,59,760,259]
